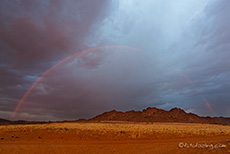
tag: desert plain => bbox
[0,121,230,154]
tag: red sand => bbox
[0,122,230,154]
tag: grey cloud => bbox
[14,47,160,120]
[1,0,230,121]
[0,0,113,120]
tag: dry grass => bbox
[1,121,230,140]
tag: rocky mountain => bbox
[1,107,230,125]
[89,107,230,125]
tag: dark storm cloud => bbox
[194,0,230,116]
[0,0,110,68]
[0,0,112,120]
[161,0,230,116]
[15,48,160,121]
[93,0,230,117]
[1,0,230,121]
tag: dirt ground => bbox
[0,122,230,154]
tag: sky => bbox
[0,0,230,121]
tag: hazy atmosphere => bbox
[0,0,230,121]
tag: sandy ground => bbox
[0,121,230,154]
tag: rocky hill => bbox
[1,107,230,125]
[89,107,230,125]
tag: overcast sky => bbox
[0,0,230,121]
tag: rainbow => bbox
[11,45,214,119]
[11,45,139,119]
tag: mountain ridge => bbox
[88,107,230,125]
[1,107,230,125]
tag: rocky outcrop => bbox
[89,107,229,125]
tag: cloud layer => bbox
[0,0,229,120]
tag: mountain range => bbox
[1,107,230,125]
[87,107,230,125]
